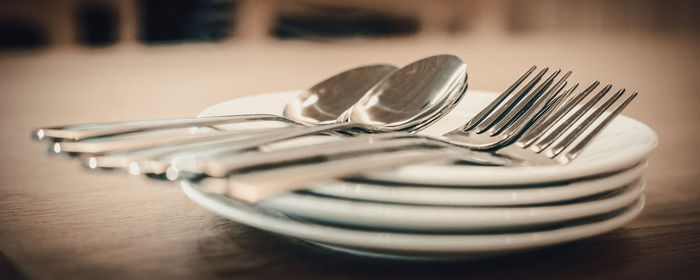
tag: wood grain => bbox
[1,35,699,279]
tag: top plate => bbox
[199,90,658,186]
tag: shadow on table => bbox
[194,215,648,280]
[0,251,25,280]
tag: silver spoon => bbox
[166,54,468,179]
[42,64,398,156]
[32,64,398,142]
[74,64,398,171]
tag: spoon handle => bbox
[202,134,433,177]
[54,127,275,155]
[32,114,299,141]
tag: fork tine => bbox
[502,76,571,140]
[520,82,579,141]
[488,69,563,135]
[462,66,537,131]
[531,83,611,152]
[474,67,549,132]
[530,81,574,125]
[545,88,626,158]
[563,91,637,161]
[495,70,569,137]
[519,81,596,148]
[544,82,577,111]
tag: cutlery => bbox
[497,86,635,164]
[141,54,468,177]
[71,54,466,175]
[78,54,466,175]
[52,128,274,155]
[32,64,397,142]
[176,65,564,178]
[193,80,637,202]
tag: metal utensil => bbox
[195,80,637,203]
[32,64,398,142]
[41,64,399,160]
[178,65,562,178]
[164,54,468,178]
[77,54,465,175]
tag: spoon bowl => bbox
[347,54,467,131]
[284,64,398,125]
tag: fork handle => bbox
[197,133,511,178]
[32,114,298,141]
[201,133,432,177]
[200,145,514,203]
[201,148,453,203]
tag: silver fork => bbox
[495,85,637,165]
[172,66,570,179]
[191,81,637,202]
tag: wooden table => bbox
[1,35,699,279]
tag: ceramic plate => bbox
[182,180,645,259]
[198,90,658,186]
[306,162,645,206]
[255,179,644,232]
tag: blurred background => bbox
[1,2,700,278]
[1,0,699,48]
[1,0,699,87]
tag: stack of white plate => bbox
[182,90,658,260]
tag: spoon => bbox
[74,64,398,171]
[32,64,398,142]
[41,64,398,156]
[166,54,468,179]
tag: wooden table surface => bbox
[1,35,699,279]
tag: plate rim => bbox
[181,180,645,255]
[304,161,646,206]
[256,179,644,231]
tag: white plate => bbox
[306,162,645,206]
[199,90,658,186]
[182,180,645,259]
[255,179,644,232]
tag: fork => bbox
[189,80,636,203]
[172,65,569,179]
[496,85,636,165]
